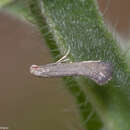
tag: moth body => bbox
[30,61,113,85]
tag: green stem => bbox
[27,0,130,130]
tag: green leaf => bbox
[26,0,130,130]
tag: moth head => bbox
[30,64,50,77]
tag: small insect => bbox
[30,61,113,86]
[30,48,113,85]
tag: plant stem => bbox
[27,0,130,130]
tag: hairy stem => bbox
[26,0,130,130]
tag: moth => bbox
[30,61,113,85]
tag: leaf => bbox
[17,0,130,130]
